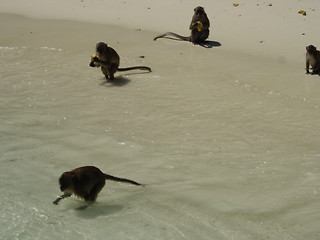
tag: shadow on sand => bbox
[198,40,222,48]
[156,36,221,48]
[99,76,131,87]
[75,204,124,219]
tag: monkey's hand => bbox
[89,55,101,67]
[91,55,100,62]
[89,57,101,67]
[89,61,100,67]
[53,193,72,205]
[89,55,106,67]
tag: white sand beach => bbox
[1,0,320,239]
[3,0,320,100]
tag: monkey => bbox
[153,6,210,44]
[53,166,143,205]
[89,42,151,80]
[306,45,320,75]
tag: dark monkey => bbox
[153,6,210,44]
[53,166,143,205]
[89,42,151,80]
[306,45,320,75]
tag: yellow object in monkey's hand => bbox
[90,55,97,61]
[197,21,203,32]
[90,55,100,67]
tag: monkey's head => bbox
[96,42,108,55]
[59,172,76,192]
[194,6,205,15]
[306,45,317,53]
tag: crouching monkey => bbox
[306,45,320,75]
[90,42,151,80]
[53,166,144,206]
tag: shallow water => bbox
[1,14,320,240]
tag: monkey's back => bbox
[107,47,120,66]
[72,166,106,197]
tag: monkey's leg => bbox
[191,29,209,43]
[312,65,320,75]
[109,64,118,80]
[53,193,72,205]
[200,29,209,40]
[306,60,310,74]
[101,67,110,79]
[87,182,105,202]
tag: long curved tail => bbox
[153,32,190,41]
[104,174,143,186]
[118,66,152,72]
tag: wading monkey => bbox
[153,6,210,44]
[89,42,151,80]
[53,166,143,205]
[306,45,320,75]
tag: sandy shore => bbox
[2,0,320,59]
[1,0,320,102]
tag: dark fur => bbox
[153,6,210,44]
[89,42,151,80]
[53,166,143,205]
[306,45,320,75]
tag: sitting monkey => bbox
[306,45,320,75]
[53,166,144,205]
[153,6,210,44]
[90,42,151,80]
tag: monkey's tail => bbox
[153,32,190,41]
[104,174,143,186]
[118,66,152,72]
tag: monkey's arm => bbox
[306,60,310,74]
[190,21,209,32]
[89,56,110,68]
[189,20,198,30]
[91,57,111,67]
[189,17,209,30]
[202,19,210,29]
[53,193,72,205]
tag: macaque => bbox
[53,166,143,205]
[153,6,210,44]
[306,45,320,75]
[89,42,151,80]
